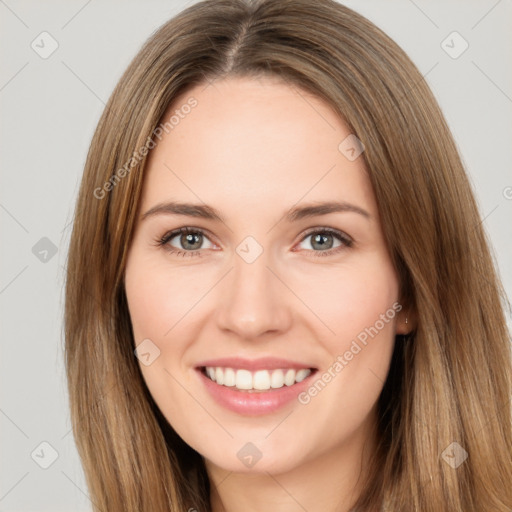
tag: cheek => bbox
[297,258,399,424]
[124,253,215,405]
[125,253,213,343]
[124,253,204,433]
[289,252,399,345]
[334,264,399,377]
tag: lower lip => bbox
[196,368,316,416]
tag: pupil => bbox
[312,233,332,250]
[182,233,201,250]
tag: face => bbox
[124,76,406,476]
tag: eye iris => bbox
[181,232,202,250]
[311,233,333,250]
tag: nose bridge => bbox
[215,242,291,338]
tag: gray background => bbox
[1,0,511,510]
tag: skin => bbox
[124,76,410,512]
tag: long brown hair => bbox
[64,0,512,510]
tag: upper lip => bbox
[195,357,317,372]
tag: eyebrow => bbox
[141,200,371,223]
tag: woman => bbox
[64,0,512,510]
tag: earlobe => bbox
[404,314,413,335]
[396,310,414,335]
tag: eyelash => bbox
[155,226,353,258]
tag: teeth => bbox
[224,367,236,387]
[236,369,253,390]
[204,367,312,391]
[295,369,310,382]
[284,369,295,386]
[270,369,284,388]
[253,370,270,390]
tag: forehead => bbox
[141,76,376,219]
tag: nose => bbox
[215,248,293,340]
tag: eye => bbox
[295,228,353,257]
[157,227,215,257]
[156,226,353,258]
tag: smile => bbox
[203,366,312,391]
[195,358,318,415]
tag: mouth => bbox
[194,358,318,415]
[200,366,316,392]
